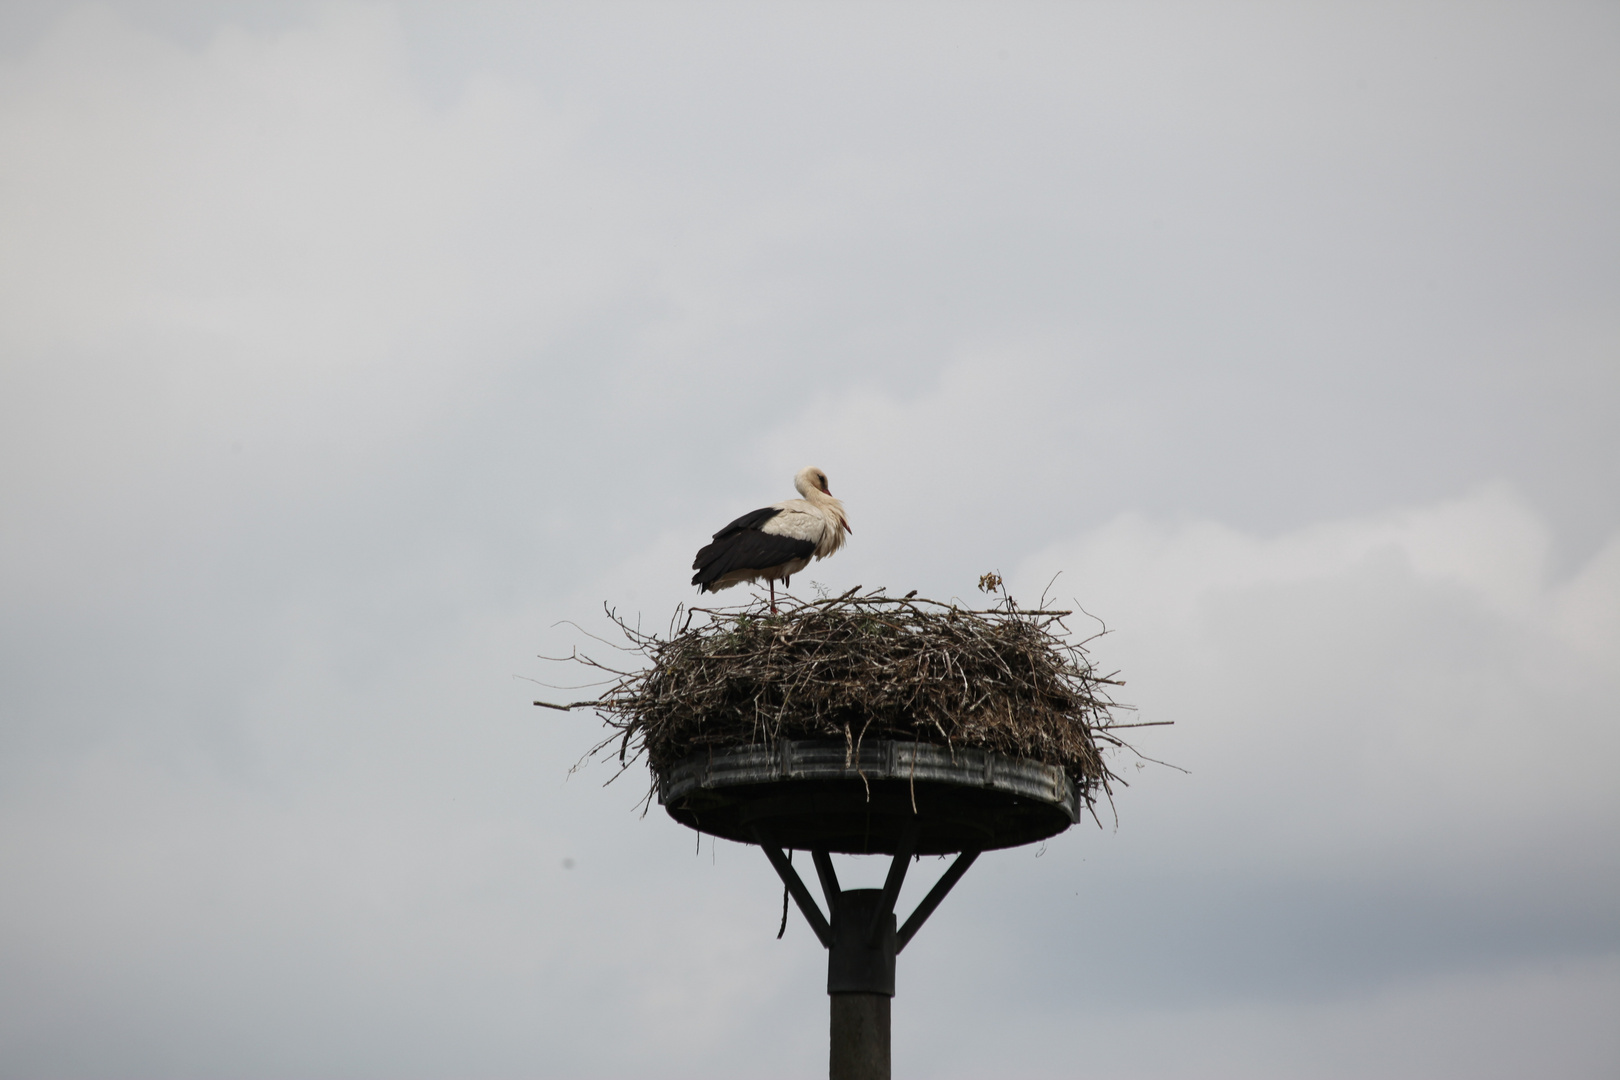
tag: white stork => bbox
[691,466,852,611]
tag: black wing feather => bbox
[691,512,815,588]
[709,505,782,540]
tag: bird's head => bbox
[795,466,851,533]
[795,465,833,497]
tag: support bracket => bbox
[754,827,833,947]
[755,822,982,994]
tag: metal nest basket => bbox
[658,737,1080,855]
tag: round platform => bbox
[655,738,1081,855]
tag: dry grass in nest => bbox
[536,583,1152,819]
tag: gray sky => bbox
[1,2,1616,1077]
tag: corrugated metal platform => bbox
[657,738,1080,854]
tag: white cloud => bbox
[1029,484,1559,631]
[0,3,647,612]
[1014,485,1620,872]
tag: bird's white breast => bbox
[763,499,845,559]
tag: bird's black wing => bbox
[708,506,782,541]
[691,507,815,588]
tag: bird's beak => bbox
[842,519,852,534]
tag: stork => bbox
[691,466,852,612]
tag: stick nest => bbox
[539,583,1140,817]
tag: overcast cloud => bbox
[1,3,1617,1078]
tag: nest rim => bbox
[656,736,1081,855]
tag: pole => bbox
[826,889,895,1078]
[830,993,890,1080]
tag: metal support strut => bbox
[754,824,981,1080]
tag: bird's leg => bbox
[769,580,778,614]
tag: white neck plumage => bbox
[793,466,851,538]
[811,488,849,534]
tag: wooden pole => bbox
[830,993,890,1080]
